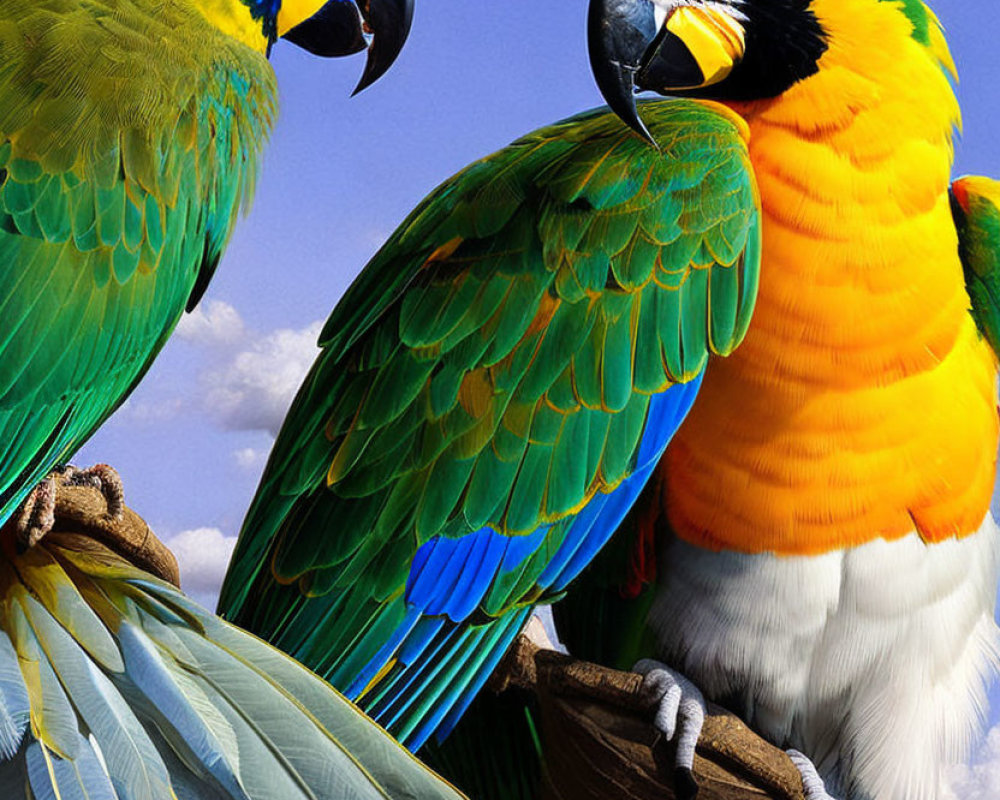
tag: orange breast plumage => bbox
[661,0,999,555]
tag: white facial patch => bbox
[651,0,749,28]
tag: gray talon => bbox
[788,749,839,800]
[634,659,707,782]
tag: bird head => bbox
[248,0,414,93]
[589,0,951,142]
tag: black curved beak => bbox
[587,0,659,143]
[282,1,367,57]
[589,0,746,145]
[353,0,415,94]
[282,0,414,94]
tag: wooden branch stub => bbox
[48,483,180,587]
[494,634,806,800]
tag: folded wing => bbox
[219,99,761,749]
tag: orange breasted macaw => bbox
[563,2,1000,799]
[219,1,1000,798]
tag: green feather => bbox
[952,178,1000,357]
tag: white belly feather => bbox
[649,515,1000,800]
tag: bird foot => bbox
[633,658,706,800]
[787,749,839,800]
[15,476,57,552]
[59,464,125,520]
[15,463,125,551]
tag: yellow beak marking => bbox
[277,0,329,38]
[665,6,746,87]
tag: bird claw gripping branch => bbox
[15,464,125,553]
[9,466,178,587]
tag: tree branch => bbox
[47,482,180,587]
[492,633,807,800]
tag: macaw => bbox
[0,0,413,541]
[0,0,462,797]
[219,0,1000,798]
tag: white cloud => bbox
[946,723,1000,799]
[162,527,238,610]
[176,300,246,348]
[233,447,269,469]
[204,321,323,435]
[116,396,184,424]
[119,298,324,437]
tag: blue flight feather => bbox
[445,531,509,622]
[116,622,250,800]
[395,616,449,667]
[536,493,609,589]
[26,737,116,800]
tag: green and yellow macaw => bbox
[0,0,413,535]
[220,0,1000,798]
[0,1,467,797]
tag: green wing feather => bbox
[0,0,276,521]
[951,175,1000,356]
[0,529,464,799]
[219,100,760,708]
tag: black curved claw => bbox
[353,0,415,95]
[674,766,699,800]
[587,0,658,144]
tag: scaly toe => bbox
[62,463,125,520]
[788,749,839,800]
[15,476,57,551]
[634,658,706,795]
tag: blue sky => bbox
[76,0,1000,783]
